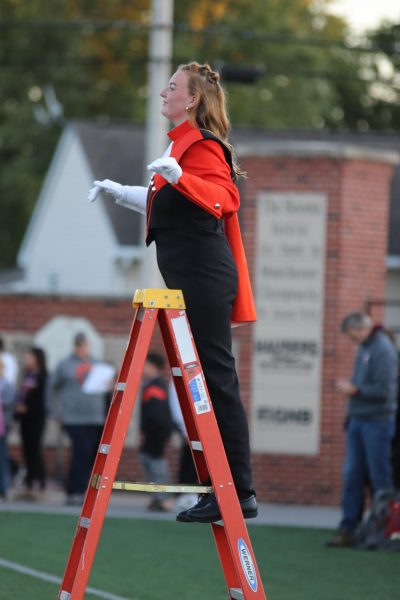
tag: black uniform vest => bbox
[146,129,234,246]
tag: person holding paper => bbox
[50,332,105,505]
[88,62,257,522]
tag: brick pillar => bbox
[235,142,396,504]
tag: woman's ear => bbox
[188,96,198,110]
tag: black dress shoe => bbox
[176,493,258,523]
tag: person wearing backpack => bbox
[327,313,399,548]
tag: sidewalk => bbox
[0,483,340,529]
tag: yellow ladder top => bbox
[133,288,186,309]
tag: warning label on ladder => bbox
[189,374,211,414]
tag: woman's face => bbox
[160,69,196,125]
[25,351,38,371]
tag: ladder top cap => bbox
[133,288,186,309]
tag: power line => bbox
[0,18,395,55]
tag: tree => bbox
[362,21,400,130]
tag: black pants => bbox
[153,226,254,494]
[64,424,103,495]
[20,416,46,490]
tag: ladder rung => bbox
[116,382,126,391]
[230,588,244,600]
[112,481,213,494]
[99,444,110,454]
[91,473,101,489]
[191,441,203,451]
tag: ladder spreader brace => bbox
[58,288,267,600]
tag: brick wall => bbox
[237,154,393,504]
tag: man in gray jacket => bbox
[327,312,398,547]
[51,333,105,505]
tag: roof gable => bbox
[74,121,145,246]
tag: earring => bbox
[185,106,190,111]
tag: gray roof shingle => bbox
[74,121,145,246]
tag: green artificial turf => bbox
[0,512,399,599]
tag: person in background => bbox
[50,332,104,506]
[14,347,48,499]
[140,352,173,512]
[0,337,18,389]
[391,345,400,489]
[0,358,14,501]
[327,313,398,547]
[0,338,20,486]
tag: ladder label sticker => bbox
[189,374,211,414]
[171,316,197,364]
[238,538,258,592]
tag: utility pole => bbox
[145,0,174,169]
[140,0,174,287]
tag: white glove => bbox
[88,179,124,202]
[88,179,147,215]
[147,157,182,184]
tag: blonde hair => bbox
[178,62,245,180]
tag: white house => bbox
[8,121,147,296]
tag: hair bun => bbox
[207,70,220,84]
[197,63,220,84]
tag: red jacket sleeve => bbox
[172,140,240,218]
[171,137,257,324]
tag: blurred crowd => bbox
[1,317,399,535]
[0,334,196,511]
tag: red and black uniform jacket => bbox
[146,119,257,325]
[140,376,172,458]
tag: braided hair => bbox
[178,62,245,180]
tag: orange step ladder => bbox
[58,288,267,600]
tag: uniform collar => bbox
[167,119,196,141]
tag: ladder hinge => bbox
[91,473,101,489]
[99,444,110,454]
[80,517,91,529]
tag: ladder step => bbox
[112,481,213,494]
[191,441,203,451]
[230,588,244,600]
